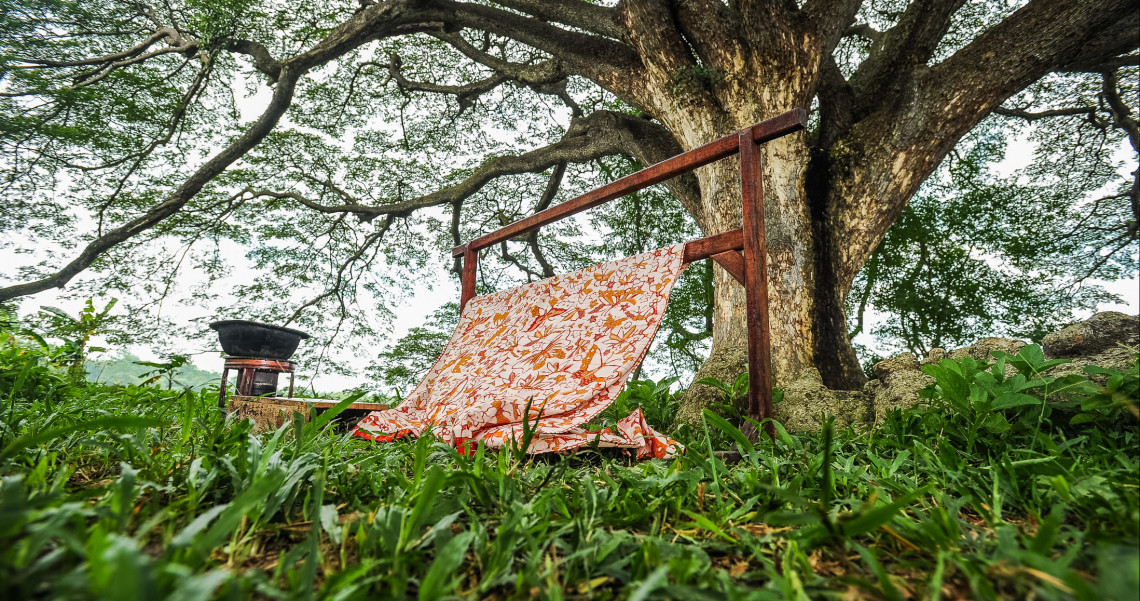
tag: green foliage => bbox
[848,126,1133,357]
[1075,361,1140,424]
[32,298,118,382]
[0,329,68,408]
[926,344,1139,450]
[133,354,192,390]
[183,0,264,52]
[0,328,1137,599]
[591,376,682,435]
[1,0,1136,391]
[0,302,94,402]
[368,304,458,397]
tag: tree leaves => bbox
[849,118,1134,358]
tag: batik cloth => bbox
[353,245,687,458]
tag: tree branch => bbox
[1102,69,1140,154]
[1101,68,1140,226]
[1060,53,1140,73]
[282,217,395,327]
[388,39,582,115]
[0,1,462,303]
[498,240,545,280]
[221,38,283,80]
[387,52,509,112]
[11,22,200,93]
[802,0,865,56]
[525,161,565,278]
[828,0,1140,289]
[421,0,644,102]
[848,0,968,118]
[427,29,564,83]
[844,22,882,44]
[993,105,1100,123]
[489,0,624,40]
[0,65,302,302]
[16,27,187,67]
[246,110,696,226]
[930,0,1138,98]
[671,0,746,75]
[428,30,582,114]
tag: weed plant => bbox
[0,323,1137,599]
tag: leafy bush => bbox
[0,325,69,410]
[591,376,681,434]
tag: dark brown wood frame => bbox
[451,108,807,437]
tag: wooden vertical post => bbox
[218,367,230,410]
[461,246,477,310]
[739,129,776,439]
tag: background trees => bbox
[1,1,1136,414]
[850,114,1136,366]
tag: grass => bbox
[1,325,1138,600]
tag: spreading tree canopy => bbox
[1,0,1136,417]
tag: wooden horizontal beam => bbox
[451,108,806,257]
[681,229,744,263]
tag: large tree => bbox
[1,1,1137,414]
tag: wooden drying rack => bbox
[451,108,807,437]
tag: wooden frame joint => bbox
[710,251,746,285]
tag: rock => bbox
[861,339,1025,430]
[866,367,934,424]
[762,315,1138,435]
[923,348,946,364]
[677,345,749,426]
[1043,312,1139,358]
[774,368,874,433]
[946,337,1027,362]
[1040,346,1138,382]
[872,353,919,383]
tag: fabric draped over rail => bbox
[353,245,687,458]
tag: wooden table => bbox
[228,396,389,431]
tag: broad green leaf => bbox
[629,566,670,601]
[307,392,365,434]
[417,531,475,601]
[320,503,341,544]
[922,363,969,404]
[990,392,1041,410]
[170,505,227,548]
[1069,413,1100,425]
[695,377,731,395]
[702,410,754,458]
[983,413,1011,434]
[166,569,230,601]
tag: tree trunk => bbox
[607,0,1137,426]
[616,1,875,425]
[669,112,866,425]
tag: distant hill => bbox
[86,353,221,390]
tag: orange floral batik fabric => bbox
[352,245,686,458]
